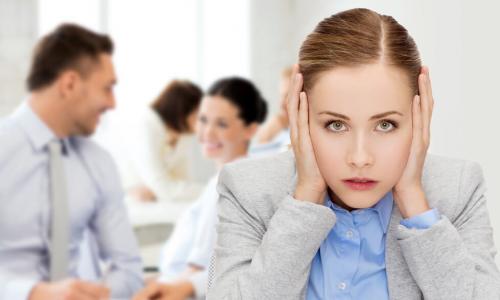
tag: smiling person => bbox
[0,24,142,299]
[124,80,203,203]
[207,8,500,300]
[133,77,267,300]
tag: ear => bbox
[57,70,80,99]
[244,122,259,140]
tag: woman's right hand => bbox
[288,65,327,205]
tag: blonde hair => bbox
[299,8,421,94]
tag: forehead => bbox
[87,54,115,80]
[308,63,413,116]
[200,95,239,118]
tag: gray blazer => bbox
[207,151,500,299]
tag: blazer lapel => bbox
[385,203,422,300]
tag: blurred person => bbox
[132,77,267,300]
[207,8,500,300]
[124,80,203,202]
[0,24,143,300]
[250,66,292,155]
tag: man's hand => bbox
[29,279,109,300]
[133,281,194,300]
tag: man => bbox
[0,24,143,299]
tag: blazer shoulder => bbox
[220,150,295,192]
[217,150,296,222]
[423,153,485,220]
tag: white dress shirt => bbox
[121,107,202,202]
[0,102,143,299]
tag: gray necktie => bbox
[48,140,69,281]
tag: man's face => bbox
[68,54,116,136]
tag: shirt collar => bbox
[325,191,394,234]
[13,101,58,152]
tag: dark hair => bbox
[207,77,267,125]
[151,80,203,133]
[299,8,421,94]
[27,23,114,92]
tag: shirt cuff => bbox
[187,270,208,298]
[400,208,441,229]
[3,279,38,300]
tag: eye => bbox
[326,120,347,132]
[376,120,397,132]
[217,121,228,128]
[198,115,207,124]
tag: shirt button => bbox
[346,230,353,238]
[338,282,347,290]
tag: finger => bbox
[288,67,302,140]
[71,293,94,300]
[411,95,423,152]
[423,66,434,103]
[422,66,434,115]
[298,91,310,146]
[144,282,164,296]
[287,65,299,143]
[288,69,304,150]
[75,281,109,299]
[418,72,431,146]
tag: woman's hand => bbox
[393,66,435,218]
[129,185,156,202]
[288,65,327,204]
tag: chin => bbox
[202,149,222,160]
[330,187,387,210]
[343,195,382,209]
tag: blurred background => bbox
[1,0,499,268]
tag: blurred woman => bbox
[125,80,203,202]
[133,77,267,300]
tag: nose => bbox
[347,133,374,169]
[108,94,116,110]
[201,122,217,141]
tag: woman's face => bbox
[308,63,414,209]
[196,95,257,165]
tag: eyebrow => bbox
[318,110,403,120]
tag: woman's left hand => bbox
[393,66,435,218]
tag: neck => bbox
[215,148,248,170]
[29,88,71,138]
[328,188,355,211]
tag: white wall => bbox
[250,0,500,266]
[0,0,37,117]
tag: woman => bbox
[133,77,267,300]
[124,80,203,202]
[207,8,500,300]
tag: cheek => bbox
[374,130,412,183]
[309,124,345,180]
[195,123,204,140]
[220,127,240,146]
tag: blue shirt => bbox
[0,103,143,299]
[307,192,440,299]
[249,129,290,157]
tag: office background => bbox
[1,0,499,267]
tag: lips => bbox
[202,141,223,151]
[342,178,378,191]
